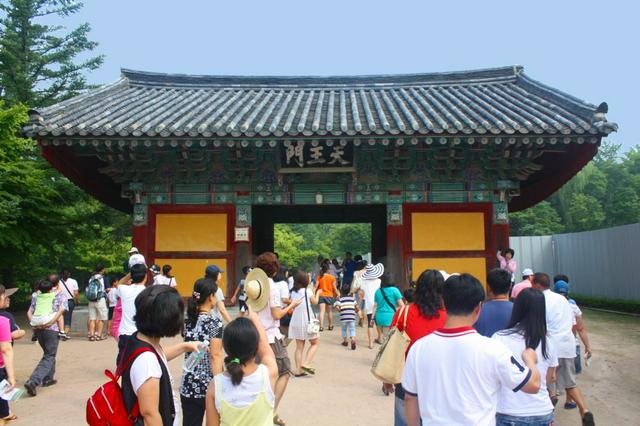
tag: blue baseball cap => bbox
[205,264,224,276]
[554,280,570,295]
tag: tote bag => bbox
[371,305,410,384]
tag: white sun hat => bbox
[362,263,384,280]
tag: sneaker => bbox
[564,402,577,410]
[24,382,36,397]
[58,332,70,341]
[42,379,57,387]
[341,341,348,347]
[31,333,37,342]
[582,411,595,426]
[351,340,356,350]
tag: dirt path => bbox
[8,309,639,425]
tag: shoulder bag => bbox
[60,278,74,300]
[380,287,397,311]
[304,289,320,335]
[371,305,411,384]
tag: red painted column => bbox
[386,223,407,288]
[132,224,150,259]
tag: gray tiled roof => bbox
[25,66,617,139]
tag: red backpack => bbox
[86,347,152,425]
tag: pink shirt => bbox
[511,280,532,299]
[0,317,11,368]
[496,252,517,275]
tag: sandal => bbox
[2,414,17,421]
[97,335,108,341]
[328,325,334,331]
[273,414,286,426]
[301,366,316,375]
[319,327,324,332]
[89,335,96,341]
[294,372,308,377]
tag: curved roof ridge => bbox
[517,72,597,114]
[120,65,523,88]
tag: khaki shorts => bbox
[270,338,291,376]
[557,357,577,389]
[88,298,108,321]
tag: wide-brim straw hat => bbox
[244,268,270,312]
[362,263,384,280]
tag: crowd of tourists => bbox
[0,245,597,425]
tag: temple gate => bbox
[26,66,616,296]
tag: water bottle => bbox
[183,340,209,373]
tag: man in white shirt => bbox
[532,273,594,425]
[115,263,148,365]
[59,269,79,335]
[402,273,541,426]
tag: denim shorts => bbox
[496,412,554,426]
[319,296,335,305]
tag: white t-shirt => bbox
[361,278,380,314]
[129,350,179,426]
[154,275,176,287]
[106,288,118,307]
[274,281,290,307]
[257,280,283,343]
[493,331,558,417]
[213,364,275,413]
[128,253,146,269]
[287,276,294,291]
[209,288,227,322]
[401,327,532,426]
[59,277,78,300]
[543,290,575,358]
[117,284,146,336]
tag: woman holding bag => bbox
[287,272,321,377]
[370,274,404,344]
[386,270,447,426]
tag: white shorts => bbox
[30,313,57,327]
[88,298,108,321]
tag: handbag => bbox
[304,288,320,334]
[371,305,411,384]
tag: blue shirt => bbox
[474,300,513,337]
[343,259,355,284]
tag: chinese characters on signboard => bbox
[280,141,354,172]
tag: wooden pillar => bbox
[132,204,150,260]
[234,203,253,297]
[491,202,510,271]
[386,203,406,288]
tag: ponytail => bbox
[224,355,245,385]
[186,278,218,327]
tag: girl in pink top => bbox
[497,249,517,281]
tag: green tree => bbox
[509,201,565,236]
[274,225,318,271]
[604,187,640,227]
[566,193,605,232]
[0,0,104,106]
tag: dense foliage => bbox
[275,224,371,271]
[0,0,129,298]
[510,143,640,236]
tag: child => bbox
[30,280,68,339]
[205,308,278,426]
[336,287,358,350]
[105,278,119,336]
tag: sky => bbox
[55,0,638,151]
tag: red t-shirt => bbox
[391,303,447,353]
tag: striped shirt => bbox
[338,296,357,322]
